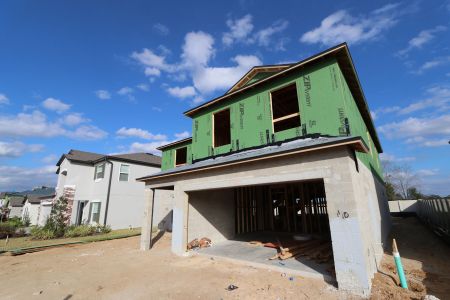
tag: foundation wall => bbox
[188,189,235,243]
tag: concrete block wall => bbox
[188,189,235,244]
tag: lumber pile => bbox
[266,239,333,263]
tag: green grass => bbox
[0,228,141,252]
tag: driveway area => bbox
[1,217,448,299]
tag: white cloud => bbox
[0,165,57,191]
[416,168,439,176]
[69,125,108,140]
[116,127,167,141]
[117,87,134,95]
[0,93,10,105]
[182,31,215,68]
[131,48,173,74]
[398,86,450,114]
[174,131,190,139]
[378,114,450,147]
[153,23,169,35]
[193,55,262,94]
[254,20,289,47]
[144,67,161,77]
[42,154,58,164]
[152,106,162,112]
[379,153,416,162]
[61,113,89,126]
[95,90,111,100]
[42,97,71,113]
[222,14,254,46]
[0,110,66,138]
[167,86,197,99]
[0,110,106,141]
[128,141,167,154]
[300,4,400,46]
[414,56,450,74]
[397,26,447,56]
[0,141,44,157]
[136,83,149,91]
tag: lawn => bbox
[0,228,141,253]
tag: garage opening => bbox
[189,180,335,280]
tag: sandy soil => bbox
[0,217,448,299]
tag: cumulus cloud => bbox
[0,93,10,105]
[300,3,401,46]
[174,131,190,139]
[128,141,168,154]
[167,86,197,98]
[117,87,134,95]
[95,90,111,100]
[254,20,289,48]
[0,111,107,141]
[41,154,58,164]
[136,83,149,91]
[397,26,447,56]
[116,127,167,140]
[222,14,254,46]
[378,114,450,147]
[0,165,57,191]
[131,48,173,75]
[0,141,44,157]
[42,97,71,113]
[61,113,89,126]
[153,23,169,35]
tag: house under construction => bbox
[137,43,391,296]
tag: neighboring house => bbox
[0,192,7,207]
[7,196,26,218]
[22,194,55,226]
[55,150,172,230]
[138,43,391,295]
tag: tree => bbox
[407,187,424,200]
[382,160,419,200]
[385,182,396,201]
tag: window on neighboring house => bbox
[213,108,231,147]
[270,83,301,133]
[119,164,130,181]
[175,147,187,166]
[90,202,101,223]
[94,163,105,180]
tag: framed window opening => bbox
[213,108,231,148]
[89,201,101,224]
[119,164,130,181]
[270,83,301,133]
[175,147,187,167]
[94,163,105,180]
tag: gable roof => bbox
[156,137,192,151]
[226,64,292,94]
[183,43,382,153]
[27,194,55,204]
[137,135,368,182]
[56,149,161,173]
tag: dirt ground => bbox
[0,216,448,299]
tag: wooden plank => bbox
[272,112,300,123]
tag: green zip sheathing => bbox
[162,57,382,179]
[161,140,192,171]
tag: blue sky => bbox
[0,0,449,194]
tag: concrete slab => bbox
[195,239,335,282]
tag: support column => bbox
[140,188,154,250]
[324,162,372,296]
[171,186,189,256]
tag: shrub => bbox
[0,222,16,238]
[97,225,111,234]
[64,225,96,238]
[30,226,56,240]
[7,216,24,228]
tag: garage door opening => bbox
[189,180,335,280]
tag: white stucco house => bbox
[22,194,55,226]
[55,150,173,230]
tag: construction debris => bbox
[187,237,211,250]
[226,284,238,291]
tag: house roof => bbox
[27,194,55,204]
[9,196,26,207]
[156,138,192,150]
[137,135,368,182]
[56,149,162,173]
[183,43,382,153]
